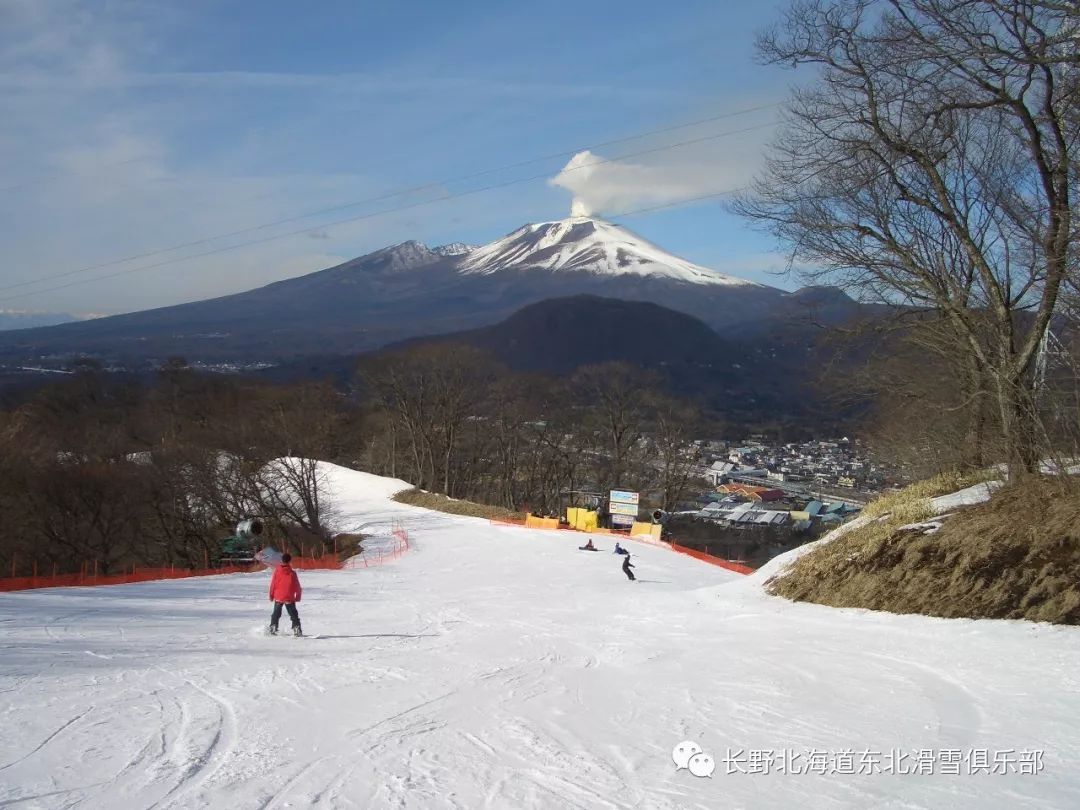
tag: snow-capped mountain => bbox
[0,214,866,366]
[433,242,476,257]
[360,240,441,272]
[460,216,755,286]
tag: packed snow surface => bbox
[3,464,1079,809]
[460,216,758,286]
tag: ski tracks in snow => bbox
[863,651,983,748]
[0,707,92,774]
[146,667,239,810]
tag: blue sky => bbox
[0,0,799,315]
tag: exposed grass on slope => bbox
[393,489,524,521]
[770,475,1080,625]
[861,468,999,518]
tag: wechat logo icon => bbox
[673,741,715,778]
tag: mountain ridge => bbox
[0,215,863,368]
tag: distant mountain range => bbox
[0,215,869,370]
[0,309,91,331]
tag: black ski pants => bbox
[270,601,301,629]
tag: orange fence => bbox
[0,526,412,593]
[669,542,755,575]
[0,561,279,593]
[346,526,411,568]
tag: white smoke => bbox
[549,143,764,218]
[570,197,592,217]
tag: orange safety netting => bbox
[344,528,411,568]
[0,527,411,593]
[668,542,755,575]
[0,563,276,593]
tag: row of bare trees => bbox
[355,347,704,515]
[0,363,355,577]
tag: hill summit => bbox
[460,216,755,286]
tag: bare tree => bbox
[737,0,1079,473]
[646,393,704,512]
[572,362,659,488]
[361,344,498,494]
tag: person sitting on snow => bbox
[613,542,629,555]
[269,553,303,636]
[579,539,598,551]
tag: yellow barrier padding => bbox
[565,508,598,531]
[629,522,662,540]
[526,515,560,530]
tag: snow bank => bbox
[929,480,1003,513]
[317,462,412,512]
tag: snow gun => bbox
[219,518,264,565]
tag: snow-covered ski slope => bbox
[2,464,1079,810]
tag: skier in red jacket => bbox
[268,553,303,636]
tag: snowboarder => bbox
[579,539,598,551]
[613,542,629,555]
[269,553,303,636]
[622,554,636,581]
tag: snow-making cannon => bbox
[219,518,264,565]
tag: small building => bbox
[705,460,738,486]
[756,489,788,503]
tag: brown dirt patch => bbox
[392,489,524,522]
[769,476,1080,625]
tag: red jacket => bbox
[269,564,302,603]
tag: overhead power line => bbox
[0,186,746,307]
[0,102,781,295]
[0,118,778,304]
[609,189,741,219]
